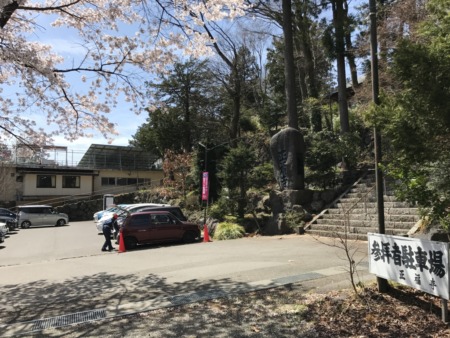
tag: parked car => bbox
[93,204,129,222]
[136,206,187,222]
[16,205,69,228]
[119,210,201,250]
[0,222,8,238]
[0,225,4,244]
[95,203,170,234]
[115,205,187,229]
[0,208,18,231]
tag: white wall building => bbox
[0,144,163,206]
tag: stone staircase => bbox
[305,171,421,241]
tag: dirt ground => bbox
[26,282,450,338]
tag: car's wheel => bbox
[124,237,137,250]
[21,221,31,229]
[56,219,66,226]
[182,231,197,244]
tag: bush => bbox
[284,210,306,232]
[208,197,237,221]
[213,221,245,240]
[249,162,275,189]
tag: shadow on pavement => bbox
[0,270,276,335]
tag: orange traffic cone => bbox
[118,233,126,253]
[203,224,210,242]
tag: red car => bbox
[119,211,200,250]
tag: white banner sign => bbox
[368,233,450,300]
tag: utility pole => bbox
[370,0,388,293]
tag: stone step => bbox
[307,227,408,240]
[345,193,398,202]
[319,214,420,222]
[306,229,367,241]
[349,186,395,195]
[348,186,374,193]
[327,207,419,216]
[336,199,411,207]
[305,171,418,241]
[313,219,414,229]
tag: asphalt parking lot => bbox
[0,220,374,336]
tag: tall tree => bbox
[330,0,350,134]
[250,0,330,132]
[264,40,289,131]
[220,142,256,217]
[201,19,261,142]
[131,59,217,155]
[343,2,359,88]
[292,0,328,131]
[282,0,299,130]
[371,0,450,224]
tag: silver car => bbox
[0,222,8,237]
[0,223,5,243]
[17,205,69,228]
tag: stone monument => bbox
[267,127,307,235]
[270,127,305,191]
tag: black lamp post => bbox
[369,0,388,293]
[198,142,208,230]
[198,140,235,240]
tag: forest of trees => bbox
[130,0,449,228]
[0,0,448,229]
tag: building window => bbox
[63,176,80,188]
[100,177,141,186]
[37,175,56,188]
[117,177,127,186]
[101,177,116,186]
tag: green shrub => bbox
[284,210,306,232]
[223,215,238,223]
[249,162,275,189]
[208,197,237,221]
[184,191,199,209]
[213,222,245,240]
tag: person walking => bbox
[101,213,117,252]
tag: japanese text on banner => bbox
[368,233,450,299]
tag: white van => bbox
[16,205,69,228]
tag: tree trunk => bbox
[294,4,322,131]
[230,66,241,142]
[332,0,350,134]
[344,0,359,88]
[0,1,19,28]
[282,0,299,130]
[184,76,192,152]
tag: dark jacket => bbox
[103,218,116,231]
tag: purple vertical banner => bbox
[202,172,209,201]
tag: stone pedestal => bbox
[265,189,313,235]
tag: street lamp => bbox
[198,139,236,241]
[369,0,388,293]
